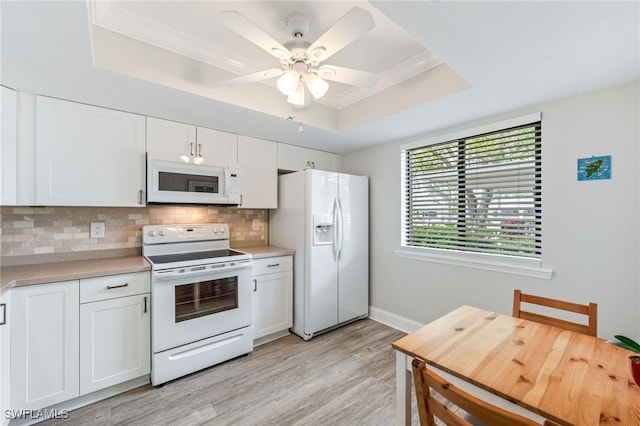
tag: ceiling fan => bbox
[218,7,380,108]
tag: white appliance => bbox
[142,224,253,385]
[270,169,369,340]
[147,154,240,205]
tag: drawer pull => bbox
[267,263,280,268]
[143,296,148,313]
[106,283,129,290]
[0,303,6,325]
[253,279,257,292]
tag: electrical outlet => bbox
[252,218,261,231]
[90,222,105,239]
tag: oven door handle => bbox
[152,260,252,280]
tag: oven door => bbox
[152,265,252,353]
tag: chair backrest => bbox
[411,358,555,426]
[512,289,597,337]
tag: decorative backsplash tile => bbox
[0,205,266,258]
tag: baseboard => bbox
[368,306,424,334]
[253,329,291,347]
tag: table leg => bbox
[395,350,411,426]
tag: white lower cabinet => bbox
[252,255,293,343]
[80,294,150,394]
[7,271,151,415]
[0,291,9,426]
[79,272,150,394]
[10,280,80,410]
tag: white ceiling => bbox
[1,1,639,154]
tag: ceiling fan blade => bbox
[218,11,292,60]
[307,7,375,62]
[219,68,284,87]
[317,65,379,88]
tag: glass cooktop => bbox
[148,249,246,264]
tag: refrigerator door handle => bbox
[337,197,344,260]
[333,198,339,260]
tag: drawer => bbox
[252,255,293,276]
[80,271,150,303]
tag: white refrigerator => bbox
[270,169,369,340]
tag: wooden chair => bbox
[512,289,597,337]
[411,358,557,426]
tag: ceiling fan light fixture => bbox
[305,73,329,99]
[287,81,307,107]
[277,69,300,95]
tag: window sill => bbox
[394,247,554,280]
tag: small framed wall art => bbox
[577,155,611,181]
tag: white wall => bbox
[342,80,640,340]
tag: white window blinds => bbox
[402,120,542,259]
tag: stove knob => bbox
[213,228,218,234]
[158,230,166,237]
[148,229,157,237]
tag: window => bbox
[399,114,547,276]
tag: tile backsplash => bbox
[1,205,266,259]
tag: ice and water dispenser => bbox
[313,214,334,245]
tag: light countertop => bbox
[1,256,151,293]
[1,246,293,293]
[236,245,294,259]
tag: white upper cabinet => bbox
[1,86,18,205]
[237,135,277,209]
[146,117,195,161]
[147,117,238,167]
[277,143,338,172]
[196,126,238,167]
[35,96,146,206]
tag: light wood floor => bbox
[42,319,420,425]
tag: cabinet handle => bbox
[267,263,280,268]
[311,161,315,169]
[138,189,145,205]
[0,303,6,325]
[106,283,129,290]
[143,296,148,313]
[253,279,257,292]
[190,142,195,156]
[197,143,203,158]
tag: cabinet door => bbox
[11,280,80,410]
[196,127,238,167]
[146,117,196,161]
[36,96,146,206]
[277,143,309,172]
[277,143,337,172]
[80,294,150,394]
[0,290,10,419]
[238,135,277,209]
[309,150,338,172]
[253,271,293,339]
[1,86,18,205]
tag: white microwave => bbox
[147,155,240,205]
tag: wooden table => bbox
[392,305,640,426]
